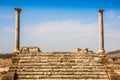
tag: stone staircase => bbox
[14,52,109,80]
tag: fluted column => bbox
[14,8,21,52]
[98,9,105,53]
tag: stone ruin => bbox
[1,8,112,80]
[1,46,111,80]
[13,8,105,54]
[20,46,41,54]
[76,48,88,53]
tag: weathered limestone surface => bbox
[2,52,20,80]
[2,48,110,80]
[29,46,41,53]
[20,47,29,54]
[76,48,88,53]
[20,46,41,54]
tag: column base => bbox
[13,49,20,53]
[98,49,105,53]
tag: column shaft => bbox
[98,10,105,52]
[14,8,21,52]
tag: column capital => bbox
[15,8,22,13]
[98,9,104,13]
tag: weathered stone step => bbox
[18,75,108,79]
[13,52,109,80]
[19,52,95,55]
[17,66,105,69]
[19,54,93,56]
[17,71,107,75]
[19,54,92,56]
[18,62,103,66]
[18,52,75,55]
[19,58,94,61]
[19,58,92,60]
[18,57,99,60]
[18,79,109,80]
[17,68,106,72]
[19,57,95,59]
[18,64,103,67]
[19,54,94,56]
[19,54,95,57]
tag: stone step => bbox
[19,54,93,56]
[17,75,108,79]
[19,54,94,57]
[18,52,75,55]
[19,58,94,61]
[18,79,109,80]
[18,63,103,66]
[17,71,107,75]
[18,65,103,67]
[19,54,92,56]
[18,61,94,64]
[18,62,103,65]
[17,68,106,72]
[18,53,98,57]
[19,58,92,60]
[18,58,101,61]
[14,52,109,80]
[21,55,95,58]
[17,66,105,69]
[19,52,94,55]
[17,74,108,78]
[19,56,95,59]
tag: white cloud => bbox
[23,19,97,37]
[106,11,115,18]
[105,29,120,51]
[104,10,120,51]
[4,26,14,32]
[0,14,13,19]
[20,18,120,52]
[105,10,120,29]
[118,16,120,19]
[5,15,13,18]
[21,19,98,51]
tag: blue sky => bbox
[0,0,120,53]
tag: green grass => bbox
[0,54,12,59]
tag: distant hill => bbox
[108,50,120,58]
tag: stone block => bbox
[75,48,88,53]
[29,46,41,53]
[82,48,88,53]
[12,52,20,64]
[20,47,29,54]
[75,48,82,53]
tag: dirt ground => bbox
[0,59,12,74]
